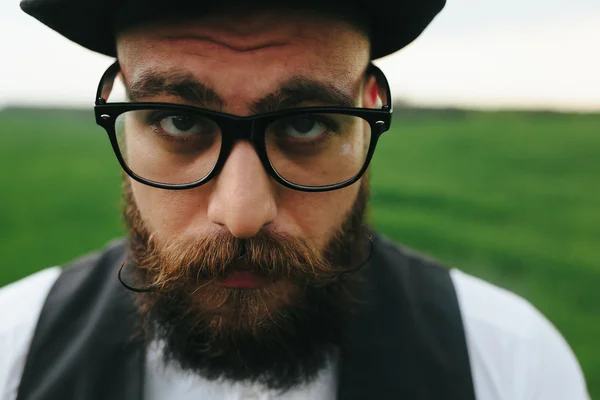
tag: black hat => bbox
[20,0,445,60]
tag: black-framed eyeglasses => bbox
[94,61,392,192]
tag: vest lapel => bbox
[337,235,476,400]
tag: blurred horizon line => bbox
[2,100,598,115]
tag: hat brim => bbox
[20,0,445,59]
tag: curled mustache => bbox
[130,229,351,292]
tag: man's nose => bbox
[207,141,277,238]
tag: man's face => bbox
[118,10,373,249]
[116,9,378,389]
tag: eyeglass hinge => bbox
[96,98,106,105]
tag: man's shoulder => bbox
[0,238,127,338]
[375,236,554,338]
[0,267,62,398]
[450,269,590,400]
[371,235,589,399]
[0,239,129,398]
[0,267,62,336]
[450,269,540,338]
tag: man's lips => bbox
[217,270,268,289]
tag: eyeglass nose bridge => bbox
[215,117,270,169]
[222,118,258,141]
[209,116,281,190]
[219,117,271,157]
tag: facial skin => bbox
[116,8,381,390]
[117,10,376,251]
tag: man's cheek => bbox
[290,188,358,248]
[130,181,194,236]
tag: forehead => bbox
[116,11,370,110]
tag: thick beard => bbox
[123,180,370,391]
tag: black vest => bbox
[16,234,476,400]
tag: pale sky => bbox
[1,0,599,111]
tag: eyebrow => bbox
[128,71,225,109]
[126,69,357,113]
[252,78,356,114]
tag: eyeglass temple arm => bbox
[367,63,393,112]
[95,60,121,105]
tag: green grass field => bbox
[1,107,599,396]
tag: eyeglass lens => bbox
[114,109,372,187]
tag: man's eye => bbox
[281,118,328,139]
[157,115,217,136]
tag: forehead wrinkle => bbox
[160,35,290,54]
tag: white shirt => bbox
[0,267,590,400]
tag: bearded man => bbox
[0,0,590,399]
